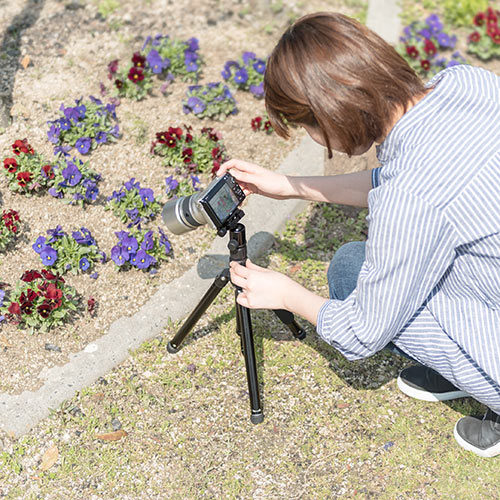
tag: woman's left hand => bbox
[229,260,294,310]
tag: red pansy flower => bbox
[42,164,55,179]
[423,39,436,56]
[406,45,419,59]
[156,131,169,144]
[21,270,43,282]
[185,133,193,143]
[420,59,431,71]
[37,301,52,319]
[168,127,183,138]
[115,79,123,89]
[264,120,272,132]
[8,302,21,315]
[3,158,17,172]
[468,31,481,43]
[132,52,146,68]
[17,171,32,188]
[251,117,262,131]
[41,269,61,281]
[474,12,486,26]
[165,134,176,148]
[128,66,145,84]
[45,284,63,310]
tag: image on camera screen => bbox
[211,184,240,222]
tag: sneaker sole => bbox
[397,375,469,402]
[453,422,500,458]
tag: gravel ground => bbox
[0,0,365,395]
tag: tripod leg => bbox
[273,309,307,340]
[236,297,264,424]
[167,268,230,353]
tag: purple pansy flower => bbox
[140,230,154,251]
[165,175,179,194]
[75,137,92,154]
[139,187,154,206]
[79,257,90,271]
[111,245,129,266]
[95,131,108,144]
[62,162,82,186]
[187,97,206,114]
[131,249,156,270]
[122,234,139,254]
[40,246,58,266]
[33,236,47,254]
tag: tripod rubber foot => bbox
[250,411,264,425]
[294,328,306,340]
[167,342,180,354]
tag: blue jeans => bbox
[327,241,413,360]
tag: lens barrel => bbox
[162,192,208,235]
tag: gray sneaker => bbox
[397,365,469,402]
[454,409,500,458]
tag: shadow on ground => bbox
[0,0,46,127]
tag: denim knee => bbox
[327,241,366,300]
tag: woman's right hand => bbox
[217,159,295,200]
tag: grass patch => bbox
[1,202,498,499]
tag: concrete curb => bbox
[0,135,324,437]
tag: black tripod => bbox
[167,222,306,424]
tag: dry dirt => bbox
[0,0,366,395]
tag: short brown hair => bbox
[264,12,426,156]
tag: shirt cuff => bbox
[371,167,382,188]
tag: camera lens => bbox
[161,192,208,235]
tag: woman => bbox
[218,12,500,458]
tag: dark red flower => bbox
[17,171,31,188]
[468,31,481,43]
[185,133,193,143]
[3,158,17,172]
[115,79,124,89]
[251,117,262,131]
[264,120,272,132]
[21,270,43,282]
[8,302,21,315]
[406,45,419,59]
[132,51,146,68]
[128,66,145,84]
[211,163,220,176]
[182,147,193,158]
[168,127,183,138]
[487,7,498,22]
[108,59,119,79]
[474,12,486,26]
[41,269,61,282]
[87,296,96,316]
[211,147,221,159]
[12,139,33,155]
[156,131,169,144]
[488,24,500,44]
[165,134,176,148]
[42,164,55,180]
[45,284,63,310]
[423,39,436,56]
[420,59,431,71]
[37,301,52,319]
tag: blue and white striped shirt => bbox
[317,65,500,412]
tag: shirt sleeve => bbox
[317,185,458,360]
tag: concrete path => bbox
[0,0,402,437]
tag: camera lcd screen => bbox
[209,183,240,223]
